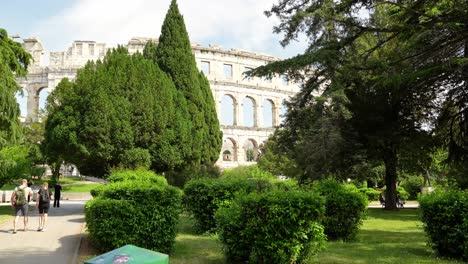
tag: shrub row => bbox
[419,189,468,261]
[183,176,296,233]
[216,190,326,263]
[86,170,181,253]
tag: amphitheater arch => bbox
[262,99,275,128]
[243,96,257,128]
[221,94,237,126]
[243,138,259,162]
[222,137,238,162]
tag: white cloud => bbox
[30,0,306,58]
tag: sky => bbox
[1,0,306,58]
[2,0,306,121]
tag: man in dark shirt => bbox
[53,183,62,208]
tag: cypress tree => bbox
[156,0,222,167]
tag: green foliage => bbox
[0,145,33,187]
[107,168,167,186]
[216,190,326,263]
[118,148,151,170]
[43,48,187,176]
[311,179,368,240]
[222,165,276,179]
[85,172,182,253]
[183,171,297,233]
[154,0,222,169]
[0,28,31,147]
[257,133,301,178]
[164,164,221,188]
[400,175,423,200]
[419,189,468,261]
[358,188,381,201]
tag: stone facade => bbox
[19,37,299,168]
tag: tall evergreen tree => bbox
[0,28,31,147]
[43,47,187,176]
[155,0,222,167]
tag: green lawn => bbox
[79,209,463,264]
[0,206,13,225]
[310,209,462,264]
[1,177,87,190]
[62,183,103,193]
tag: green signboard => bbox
[85,244,169,264]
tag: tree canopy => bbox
[250,0,468,209]
[0,28,31,147]
[43,48,186,176]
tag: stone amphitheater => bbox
[17,37,299,169]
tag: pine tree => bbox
[155,0,222,168]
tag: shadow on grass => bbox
[366,208,420,221]
[171,214,225,264]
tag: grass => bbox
[61,183,103,193]
[310,209,463,264]
[0,206,13,225]
[1,177,101,193]
[77,209,463,264]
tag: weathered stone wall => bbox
[19,37,299,168]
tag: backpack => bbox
[40,189,50,203]
[15,186,27,206]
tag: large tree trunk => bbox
[383,146,398,210]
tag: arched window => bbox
[243,139,259,162]
[222,138,237,162]
[221,95,235,126]
[223,150,232,161]
[243,96,255,127]
[38,87,50,117]
[263,99,274,127]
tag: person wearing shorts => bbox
[11,179,33,233]
[36,182,52,232]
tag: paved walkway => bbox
[0,200,86,264]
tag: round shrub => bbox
[90,184,106,198]
[85,180,181,253]
[107,169,167,186]
[183,176,297,233]
[216,190,326,263]
[358,187,381,201]
[400,176,423,199]
[419,189,468,261]
[311,179,368,240]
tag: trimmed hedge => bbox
[85,178,181,253]
[419,189,468,261]
[216,190,326,263]
[311,179,368,240]
[183,176,297,233]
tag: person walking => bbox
[54,183,62,208]
[36,182,52,231]
[10,179,33,233]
